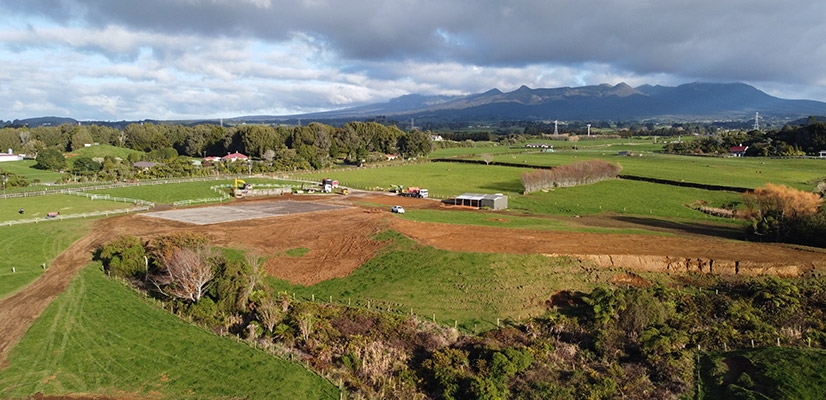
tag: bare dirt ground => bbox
[2,190,825,377]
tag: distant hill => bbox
[5,82,826,127]
[279,82,826,123]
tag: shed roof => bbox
[456,193,506,201]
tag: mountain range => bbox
[280,82,826,123]
[5,82,826,128]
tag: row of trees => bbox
[520,160,623,194]
[0,121,434,170]
[97,231,826,399]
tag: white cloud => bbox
[0,0,824,120]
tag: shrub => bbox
[98,235,147,279]
[743,183,824,244]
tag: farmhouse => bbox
[222,151,248,162]
[0,149,23,162]
[452,193,508,210]
[729,145,748,157]
[133,161,161,171]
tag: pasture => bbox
[0,266,339,399]
[0,194,130,222]
[488,150,826,190]
[268,231,613,332]
[0,219,94,298]
[0,160,64,183]
[301,162,744,222]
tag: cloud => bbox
[1,0,825,120]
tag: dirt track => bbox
[2,192,826,370]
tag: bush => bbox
[98,235,147,279]
[743,183,824,245]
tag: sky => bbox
[1,0,825,121]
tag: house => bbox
[729,145,748,157]
[819,150,826,158]
[0,149,23,162]
[133,161,161,171]
[222,151,248,162]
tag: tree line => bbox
[662,119,826,157]
[0,121,433,168]
[0,121,433,184]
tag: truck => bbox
[321,178,339,193]
[399,187,429,198]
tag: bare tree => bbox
[297,312,314,342]
[481,153,494,165]
[256,295,281,333]
[279,291,291,312]
[152,246,215,303]
[238,251,266,309]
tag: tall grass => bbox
[0,266,339,399]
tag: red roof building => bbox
[729,145,748,157]
[222,151,248,162]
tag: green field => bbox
[394,208,666,234]
[0,219,94,298]
[87,178,294,204]
[301,162,528,197]
[0,194,131,222]
[487,151,826,190]
[269,231,615,332]
[0,160,64,183]
[510,179,744,221]
[301,162,744,222]
[0,266,339,400]
[88,181,230,204]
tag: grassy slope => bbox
[0,266,339,400]
[0,219,94,298]
[269,231,613,332]
[0,160,64,183]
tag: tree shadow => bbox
[612,215,745,240]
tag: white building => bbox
[0,149,23,162]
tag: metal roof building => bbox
[454,193,508,210]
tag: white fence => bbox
[1,206,152,227]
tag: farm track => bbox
[2,192,826,383]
